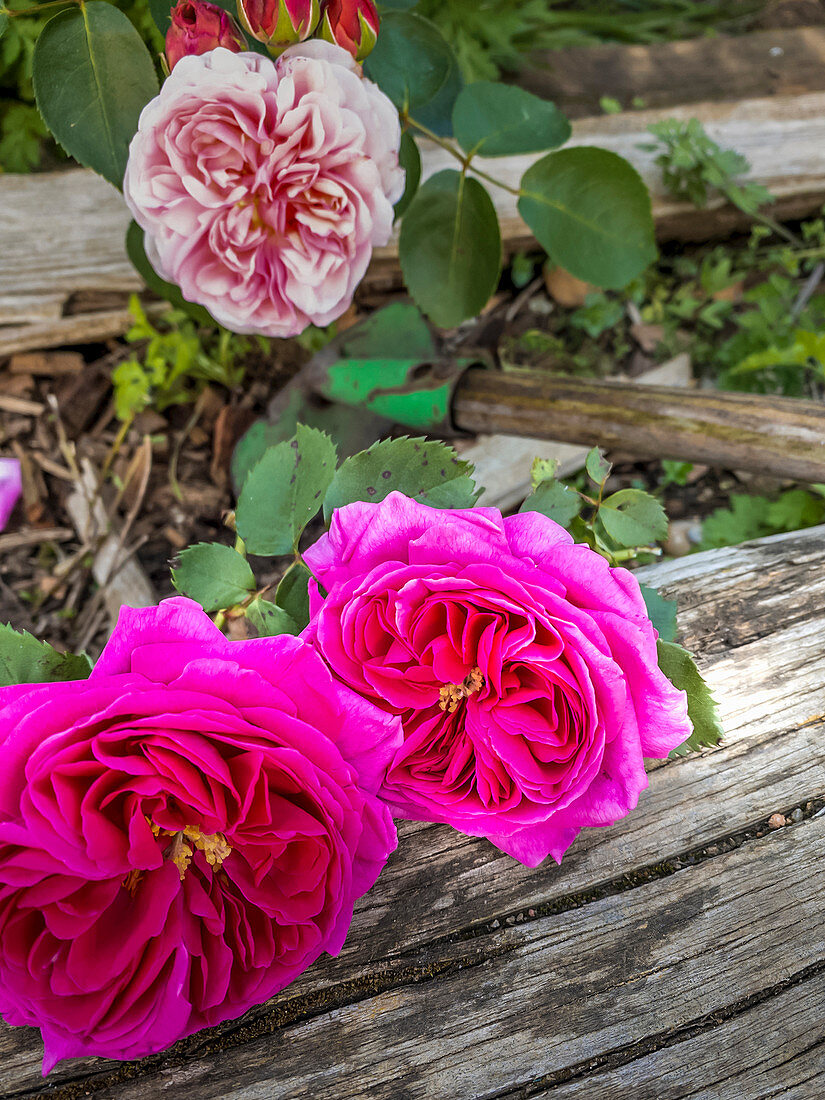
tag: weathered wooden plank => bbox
[0,306,166,359]
[3,90,825,352]
[533,972,825,1099]
[27,816,825,1100]
[1,525,823,1096]
[518,26,825,116]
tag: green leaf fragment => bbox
[415,475,481,509]
[236,425,338,556]
[246,598,299,638]
[324,436,475,522]
[452,81,570,158]
[275,561,312,631]
[638,582,678,643]
[520,480,582,528]
[33,3,159,189]
[597,488,668,548]
[0,623,92,688]
[657,639,724,758]
[395,130,422,220]
[530,456,559,490]
[585,446,612,485]
[364,12,454,112]
[518,146,657,289]
[171,542,256,613]
[399,169,501,327]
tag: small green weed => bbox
[698,488,825,550]
[113,297,256,421]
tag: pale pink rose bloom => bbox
[124,44,403,336]
[0,458,21,532]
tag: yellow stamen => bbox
[438,667,484,714]
[145,817,232,882]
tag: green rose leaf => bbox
[657,639,724,757]
[412,53,463,137]
[275,561,312,631]
[585,446,612,486]
[0,11,8,39]
[518,146,657,288]
[364,12,454,112]
[415,475,481,509]
[324,436,475,521]
[530,456,559,490]
[453,81,571,158]
[596,488,668,548]
[639,583,678,643]
[171,542,256,613]
[395,131,422,220]
[246,598,299,638]
[0,623,92,688]
[148,0,173,33]
[33,2,159,189]
[520,480,582,528]
[236,425,338,556]
[399,169,501,328]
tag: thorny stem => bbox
[405,116,522,198]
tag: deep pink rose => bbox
[123,43,403,336]
[0,598,400,1072]
[0,458,21,532]
[303,494,692,867]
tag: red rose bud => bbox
[165,1,246,70]
[237,0,320,52]
[319,0,379,62]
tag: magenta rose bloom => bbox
[0,457,22,532]
[123,43,403,337]
[0,598,400,1072]
[303,494,692,867]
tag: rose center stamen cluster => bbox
[149,820,233,880]
[439,667,485,715]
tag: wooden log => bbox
[517,26,825,117]
[0,306,165,359]
[2,524,824,1097]
[4,88,825,351]
[452,368,825,481]
[462,354,692,512]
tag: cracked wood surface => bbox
[1,525,824,1098]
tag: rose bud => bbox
[319,0,378,62]
[237,0,320,53]
[165,0,246,70]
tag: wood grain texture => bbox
[4,89,825,351]
[452,369,825,482]
[517,26,825,116]
[1,525,824,1098]
[464,355,692,511]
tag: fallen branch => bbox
[452,370,825,482]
